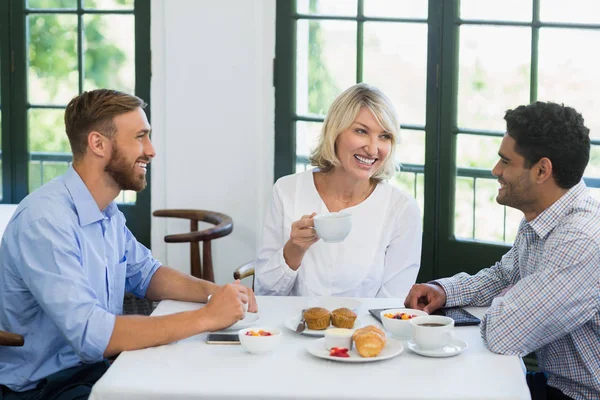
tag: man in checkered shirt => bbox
[405,101,599,400]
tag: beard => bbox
[104,145,148,192]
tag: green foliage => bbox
[308,0,339,116]
[27,0,129,153]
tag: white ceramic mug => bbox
[410,315,454,350]
[207,294,248,317]
[313,212,352,243]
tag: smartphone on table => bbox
[206,333,241,344]
[368,307,480,326]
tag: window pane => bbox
[397,129,425,166]
[28,14,78,105]
[363,0,427,19]
[457,26,530,131]
[28,109,71,153]
[27,0,77,8]
[296,121,323,165]
[84,0,134,10]
[590,186,600,202]
[83,14,135,93]
[456,134,501,169]
[296,20,356,116]
[454,177,475,239]
[538,28,600,141]
[460,0,532,21]
[540,0,600,24]
[296,0,357,16]
[586,145,600,178]
[363,22,427,126]
[391,170,424,219]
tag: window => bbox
[275,0,600,281]
[0,0,151,246]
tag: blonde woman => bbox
[255,83,422,297]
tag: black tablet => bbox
[368,307,480,326]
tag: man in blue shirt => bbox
[0,89,257,399]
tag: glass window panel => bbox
[397,129,425,166]
[457,26,530,131]
[589,186,600,202]
[454,176,475,239]
[363,0,428,19]
[456,134,502,169]
[28,109,71,153]
[118,190,137,204]
[460,0,532,22]
[29,160,70,193]
[586,145,600,178]
[296,121,323,164]
[473,178,517,243]
[83,14,135,93]
[363,22,427,126]
[296,20,356,116]
[28,14,78,105]
[391,171,424,219]
[296,0,357,16]
[538,28,600,141]
[504,206,521,244]
[296,20,356,115]
[84,0,134,10]
[540,0,600,24]
[27,0,77,9]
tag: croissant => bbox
[352,325,386,358]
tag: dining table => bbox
[89,295,531,400]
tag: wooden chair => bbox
[153,209,233,282]
[233,260,255,290]
[0,330,24,347]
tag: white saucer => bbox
[284,316,363,337]
[407,339,468,357]
[306,337,404,363]
[222,312,260,331]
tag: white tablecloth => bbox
[90,296,530,400]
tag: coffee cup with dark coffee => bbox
[409,315,454,350]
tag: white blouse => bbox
[254,170,422,298]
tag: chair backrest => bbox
[153,209,233,282]
[233,260,255,290]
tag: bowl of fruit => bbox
[380,308,428,339]
[238,327,282,354]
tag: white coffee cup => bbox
[410,315,454,350]
[313,212,352,243]
[207,294,248,316]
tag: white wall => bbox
[150,0,276,285]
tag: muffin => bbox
[331,307,357,329]
[303,307,331,330]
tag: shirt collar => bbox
[63,165,119,227]
[527,180,587,239]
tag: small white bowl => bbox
[324,328,354,350]
[238,327,282,354]
[380,308,428,339]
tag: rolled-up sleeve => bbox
[123,225,161,298]
[14,217,115,362]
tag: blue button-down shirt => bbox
[437,181,600,400]
[0,166,161,391]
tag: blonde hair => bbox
[309,83,400,180]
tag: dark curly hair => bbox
[504,101,590,189]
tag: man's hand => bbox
[404,283,447,313]
[202,283,246,331]
[230,279,258,313]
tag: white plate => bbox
[407,339,468,358]
[306,337,404,363]
[284,316,363,337]
[222,312,260,331]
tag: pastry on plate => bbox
[352,325,386,357]
[303,307,331,330]
[331,307,357,329]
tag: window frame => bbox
[0,0,152,247]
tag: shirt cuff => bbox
[82,308,117,362]
[431,278,463,308]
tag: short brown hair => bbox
[64,89,146,160]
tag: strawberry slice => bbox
[329,347,350,358]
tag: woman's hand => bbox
[283,212,318,270]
